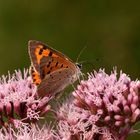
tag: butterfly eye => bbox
[76,63,82,70]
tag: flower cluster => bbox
[0,70,51,128]
[0,124,58,140]
[57,99,114,140]
[70,69,140,140]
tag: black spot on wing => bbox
[43,45,47,50]
[55,62,58,67]
[47,61,51,68]
[39,48,43,55]
[49,51,53,56]
[60,64,63,68]
[32,74,36,77]
[50,74,54,79]
[47,71,51,74]
[41,69,45,78]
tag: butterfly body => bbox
[28,40,81,97]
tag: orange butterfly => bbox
[28,40,81,97]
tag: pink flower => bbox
[0,69,51,127]
[0,124,58,140]
[72,69,140,140]
[57,101,114,140]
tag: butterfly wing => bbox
[28,40,81,97]
[28,40,78,80]
[37,68,77,97]
[28,40,74,72]
[30,66,41,85]
[39,55,77,79]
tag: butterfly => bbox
[28,40,82,98]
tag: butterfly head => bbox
[70,63,82,83]
[76,63,82,71]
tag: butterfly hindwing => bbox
[37,68,75,97]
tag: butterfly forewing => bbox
[39,55,76,79]
[30,66,41,85]
[29,40,73,71]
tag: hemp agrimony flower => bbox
[0,67,140,140]
[57,69,140,140]
[0,70,51,128]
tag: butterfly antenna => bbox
[76,45,87,63]
[78,59,100,70]
[71,83,76,91]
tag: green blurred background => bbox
[0,0,139,139]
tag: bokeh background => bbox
[0,1,139,139]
